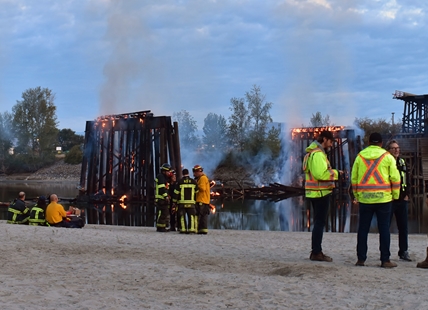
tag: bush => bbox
[4,153,55,174]
[64,145,83,164]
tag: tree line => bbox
[0,85,402,176]
[0,87,84,174]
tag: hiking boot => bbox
[416,247,428,268]
[381,260,397,268]
[355,260,365,266]
[399,251,412,261]
[309,252,333,262]
[156,227,169,232]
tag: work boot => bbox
[399,251,412,261]
[381,260,397,268]
[309,252,333,262]
[416,247,428,268]
[355,260,365,266]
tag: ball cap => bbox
[369,132,383,143]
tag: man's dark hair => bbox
[316,131,334,143]
[182,168,189,176]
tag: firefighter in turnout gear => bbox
[173,168,199,233]
[303,131,342,262]
[7,191,30,224]
[29,196,49,226]
[155,163,173,232]
[193,165,210,234]
[352,132,401,268]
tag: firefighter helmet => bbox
[192,164,203,172]
[161,163,172,172]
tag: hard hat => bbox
[192,164,203,172]
[161,163,172,171]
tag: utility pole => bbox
[392,112,395,126]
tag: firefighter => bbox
[193,164,210,234]
[155,163,173,232]
[29,195,49,226]
[173,168,198,234]
[7,191,30,224]
[303,131,342,262]
[168,170,178,231]
[352,132,401,268]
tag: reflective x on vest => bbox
[357,152,390,190]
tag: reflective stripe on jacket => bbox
[7,200,30,224]
[155,173,169,202]
[351,145,400,204]
[303,141,339,198]
[173,176,199,205]
[29,206,49,226]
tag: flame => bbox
[291,126,345,139]
[306,209,310,229]
[119,195,127,209]
[210,204,216,214]
[210,191,221,197]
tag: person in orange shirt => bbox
[193,165,211,234]
[46,194,82,228]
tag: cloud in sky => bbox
[0,0,427,132]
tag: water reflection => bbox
[0,182,423,233]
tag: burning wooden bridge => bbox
[78,111,181,225]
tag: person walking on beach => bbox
[386,139,411,261]
[7,191,30,224]
[193,165,210,234]
[174,168,198,234]
[352,133,401,268]
[303,131,342,262]
[155,163,173,232]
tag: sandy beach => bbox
[0,221,427,310]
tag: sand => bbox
[0,221,427,310]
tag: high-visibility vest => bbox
[351,146,400,203]
[303,142,339,198]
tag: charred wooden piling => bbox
[79,111,181,226]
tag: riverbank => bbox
[0,160,81,182]
[0,221,427,309]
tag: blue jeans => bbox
[357,202,392,263]
[308,194,331,254]
[390,200,409,255]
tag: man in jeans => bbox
[386,139,411,261]
[352,132,401,268]
[303,131,342,262]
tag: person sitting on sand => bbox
[45,194,82,228]
[29,196,49,226]
[7,191,30,224]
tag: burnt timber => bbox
[78,111,181,226]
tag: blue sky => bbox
[0,0,427,133]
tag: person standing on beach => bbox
[385,139,411,261]
[7,191,30,224]
[303,131,342,262]
[193,165,210,234]
[174,168,198,234]
[352,133,401,268]
[168,169,178,231]
[155,163,173,232]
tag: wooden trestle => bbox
[78,111,181,226]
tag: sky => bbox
[0,0,427,133]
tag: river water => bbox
[0,182,420,233]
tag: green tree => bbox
[64,145,83,164]
[0,112,13,173]
[309,112,331,127]
[354,117,402,145]
[246,85,273,154]
[202,113,228,152]
[173,110,199,149]
[12,87,59,159]
[228,97,250,151]
[58,128,84,152]
[265,124,282,158]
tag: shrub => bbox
[64,145,83,164]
